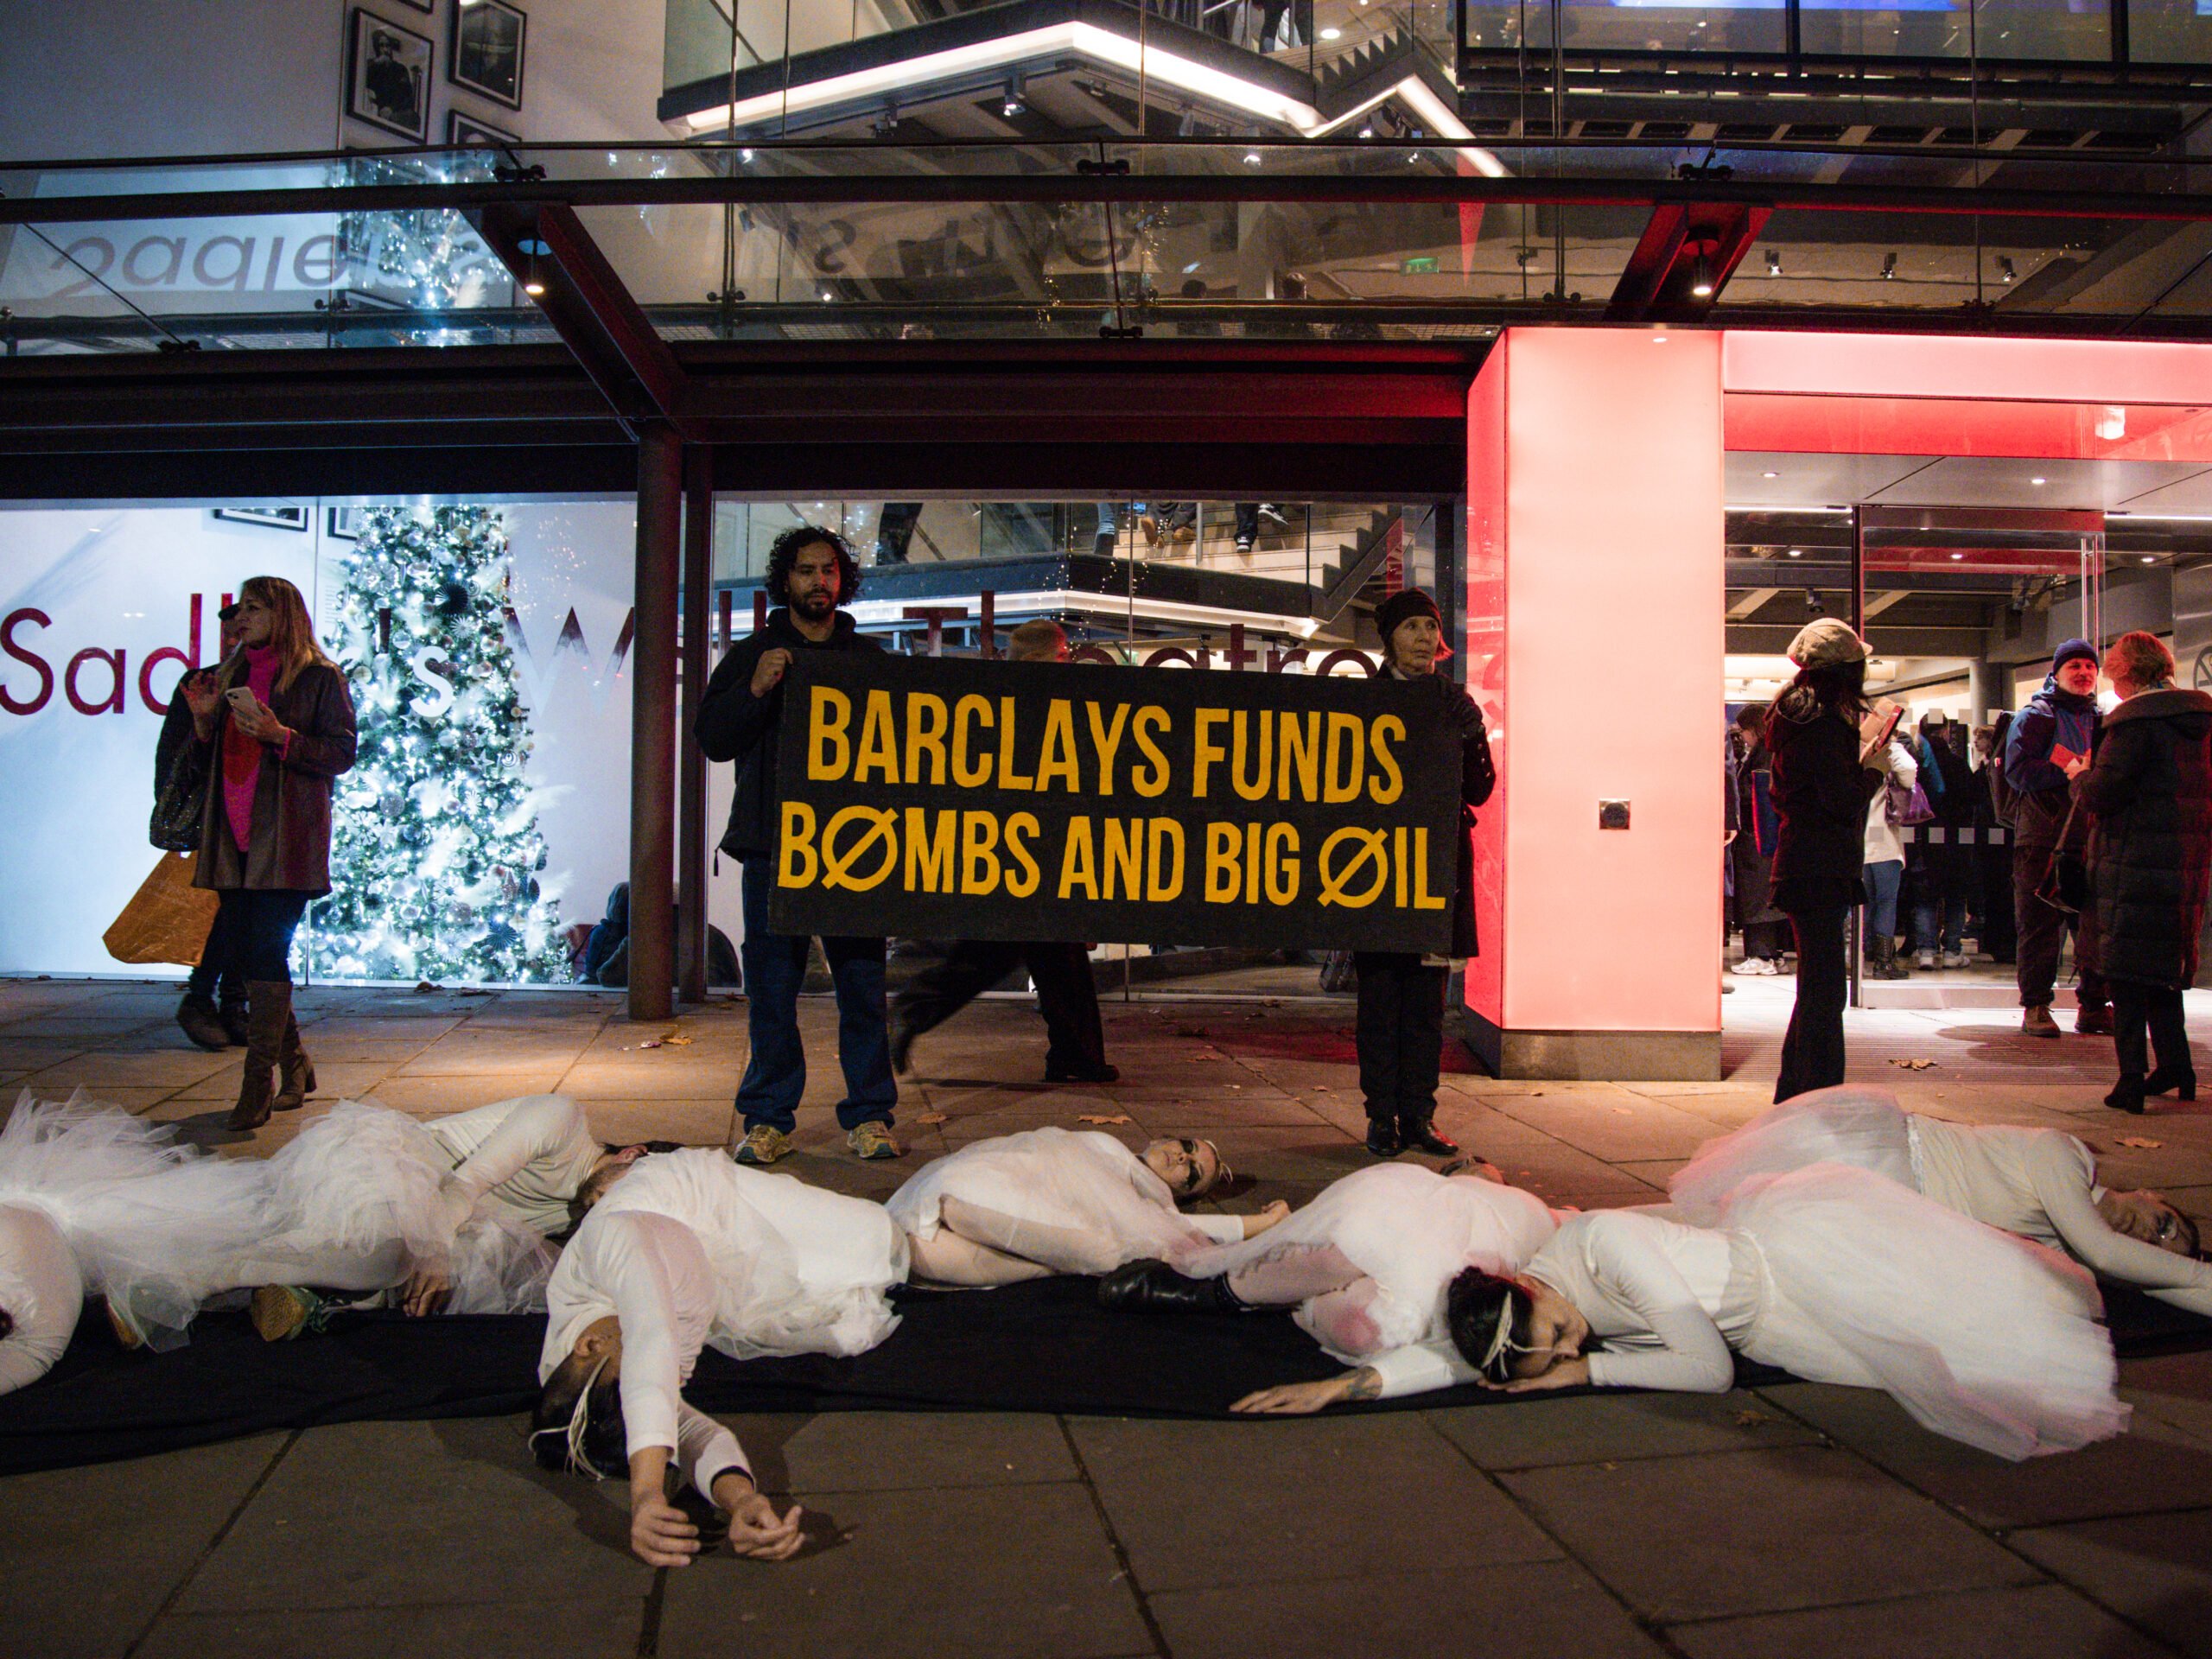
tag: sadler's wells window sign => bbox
[772,654,1464,954]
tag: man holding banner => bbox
[1355,589,1494,1161]
[696,526,903,1166]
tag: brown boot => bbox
[228,980,289,1130]
[276,996,315,1112]
[2022,1003,2062,1039]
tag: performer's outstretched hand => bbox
[713,1470,806,1560]
[400,1267,451,1318]
[1478,1356,1589,1395]
[631,1491,703,1567]
[1243,1200,1293,1238]
[1231,1368,1379,1415]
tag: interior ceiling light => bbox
[1689,247,1715,299]
[1764,248,1782,277]
[1319,25,1341,38]
[1001,74,1026,118]
[1950,551,1965,560]
[518,235,549,298]
[1997,256,2017,284]
[1880,251,1897,280]
[1651,334,1668,343]
[2143,555,2158,563]
[1787,547,1802,557]
[1357,124,1374,138]
[1243,149,1262,166]
[1762,470,1779,479]
[2031,475,2048,486]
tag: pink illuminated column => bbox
[1464,329,1726,1078]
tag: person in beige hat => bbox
[1764,620,1894,1103]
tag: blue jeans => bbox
[1913,843,1974,956]
[735,859,896,1134]
[1862,859,1904,945]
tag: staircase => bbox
[1312,507,1404,626]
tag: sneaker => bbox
[1916,950,1936,970]
[2075,1004,2115,1036]
[847,1122,903,1160]
[1257,503,1289,528]
[250,1284,336,1342]
[1171,524,1197,544]
[1939,951,1968,969]
[2022,1004,2062,1039]
[734,1123,792,1166]
[1728,957,1775,976]
[1234,536,1254,554]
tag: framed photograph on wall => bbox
[451,0,526,110]
[213,507,311,532]
[327,507,365,541]
[346,10,433,142]
[450,110,520,149]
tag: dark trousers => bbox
[1775,908,1849,1104]
[211,889,312,983]
[735,859,895,1135]
[2013,847,2108,1010]
[1742,918,1788,960]
[893,940,1106,1073]
[2110,978,2191,1081]
[1975,840,2016,961]
[186,902,246,1004]
[1354,952,1447,1125]
[1911,842,1974,956]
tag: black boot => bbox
[1364,1117,1402,1159]
[1097,1259,1246,1314]
[218,983,251,1047]
[2104,1074,2149,1115]
[2144,1065,2198,1102]
[176,993,230,1052]
[1399,1115,1459,1157]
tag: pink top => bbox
[221,646,283,851]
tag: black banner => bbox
[769,653,1462,952]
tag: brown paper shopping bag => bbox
[103,852,219,967]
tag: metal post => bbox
[677,447,713,1005]
[1848,503,1866,1010]
[628,423,683,1022]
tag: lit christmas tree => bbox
[315,505,569,983]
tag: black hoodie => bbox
[1764,685,1883,912]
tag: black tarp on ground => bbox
[2,1276,2207,1475]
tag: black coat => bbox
[2077,687,2212,990]
[1382,665,1495,958]
[695,608,887,859]
[1765,688,1881,912]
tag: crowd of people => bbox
[3,535,2208,1569]
[1737,619,2212,1114]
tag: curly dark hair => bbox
[766,524,862,608]
[1445,1266,1535,1383]
[530,1349,628,1478]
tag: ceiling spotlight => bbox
[1652,333,1669,343]
[1319,25,1341,38]
[1804,588,1823,615]
[2143,555,2158,563]
[1786,547,1802,557]
[1950,551,1965,560]
[819,288,834,302]
[1001,76,1026,119]
[1689,247,1715,298]
[738,148,754,163]
[518,235,549,297]
[1880,251,1897,280]
[1762,470,1780,479]
[2031,475,2047,486]
[1243,149,1262,166]
[1997,256,2017,284]
[1764,248,1783,277]
[1357,124,1374,139]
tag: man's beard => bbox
[793,588,835,616]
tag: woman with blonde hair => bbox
[2066,630,2212,1112]
[180,575,357,1130]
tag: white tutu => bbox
[887,1128,1211,1268]
[448,1212,555,1315]
[1183,1164,1557,1355]
[1671,1085,1917,1226]
[1725,1162,2126,1460]
[259,1100,459,1268]
[0,1090,270,1348]
[603,1151,903,1361]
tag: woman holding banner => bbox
[1355,589,1494,1160]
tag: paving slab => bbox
[2008,1510,2212,1659]
[1425,1389,1821,1471]
[1068,1414,1560,1592]
[1498,1445,2038,1623]
[1761,1381,2212,1529]
[175,1419,654,1612]
[135,1599,645,1659]
[0,1432,287,1659]
[1148,1559,1666,1659]
[653,1482,1152,1659]
[1666,1582,2171,1659]
[732,1408,1079,1495]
